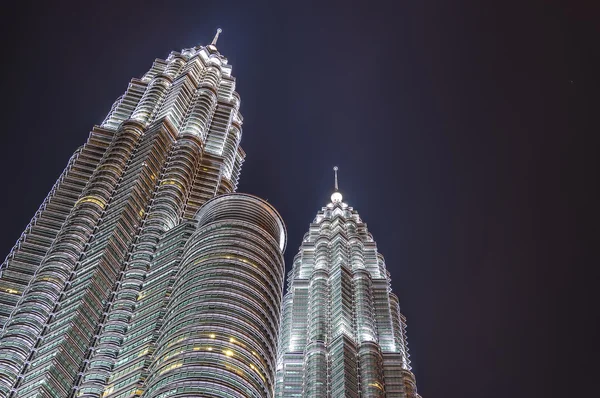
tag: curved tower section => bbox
[275,170,420,398]
[0,32,251,397]
[143,193,286,398]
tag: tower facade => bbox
[84,193,286,398]
[275,171,420,398]
[0,33,286,398]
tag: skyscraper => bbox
[275,168,421,398]
[0,31,286,398]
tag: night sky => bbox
[0,1,597,397]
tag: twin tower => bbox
[0,33,420,398]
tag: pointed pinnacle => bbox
[334,166,339,191]
[211,28,222,46]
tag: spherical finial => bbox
[333,166,338,171]
[331,191,343,203]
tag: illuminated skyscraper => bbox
[0,31,287,398]
[275,167,421,398]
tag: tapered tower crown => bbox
[275,176,420,397]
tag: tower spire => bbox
[211,28,222,46]
[334,166,339,191]
[331,166,343,203]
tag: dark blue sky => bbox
[0,1,597,397]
